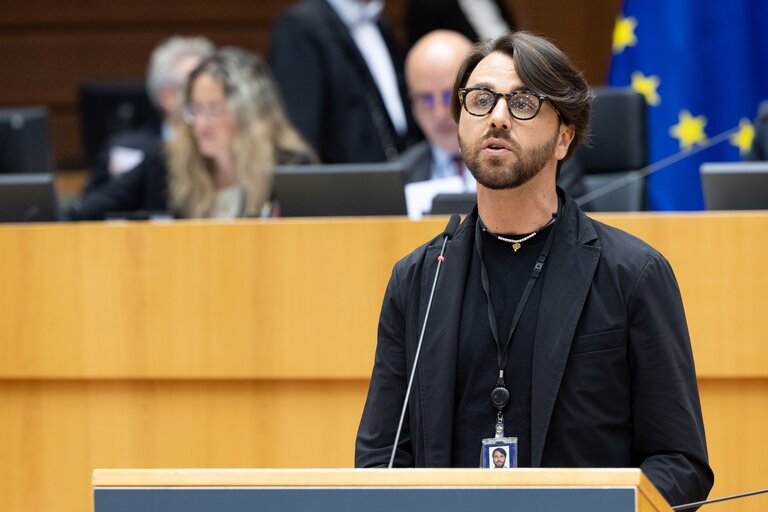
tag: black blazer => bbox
[71,145,169,220]
[398,141,433,185]
[84,127,162,194]
[268,0,418,164]
[356,191,713,508]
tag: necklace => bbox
[480,213,558,252]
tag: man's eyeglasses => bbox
[458,87,557,121]
[181,103,229,124]
[411,90,453,111]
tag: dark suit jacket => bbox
[268,0,418,164]
[84,127,162,195]
[355,191,713,507]
[399,141,432,185]
[71,144,169,220]
[406,0,516,47]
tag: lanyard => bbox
[473,199,560,413]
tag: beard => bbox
[460,126,559,190]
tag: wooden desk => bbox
[92,468,672,512]
[1,214,767,511]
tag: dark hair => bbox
[492,447,506,457]
[451,31,593,165]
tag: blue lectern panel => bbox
[95,487,636,512]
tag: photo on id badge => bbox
[481,438,517,469]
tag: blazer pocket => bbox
[569,328,625,356]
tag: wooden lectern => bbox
[93,468,672,512]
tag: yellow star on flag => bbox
[631,71,660,106]
[730,118,754,155]
[613,16,638,54]
[669,110,707,151]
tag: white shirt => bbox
[326,0,408,136]
[457,0,512,40]
[213,185,245,219]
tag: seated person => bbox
[398,30,473,218]
[82,36,215,194]
[71,47,316,220]
[400,30,474,188]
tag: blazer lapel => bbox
[530,198,601,466]
[415,216,475,466]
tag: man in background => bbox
[268,0,418,164]
[82,36,214,194]
[399,30,475,217]
[400,30,474,188]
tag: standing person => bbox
[405,0,517,47]
[355,32,713,509]
[268,0,418,164]
[71,47,315,220]
[82,36,215,193]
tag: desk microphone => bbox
[574,124,740,208]
[387,214,461,469]
[672,487,768,510]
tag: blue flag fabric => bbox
[609,1,768,210]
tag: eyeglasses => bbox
[181,103,229,124]
[411,90,453,111]
[458,87,556,120]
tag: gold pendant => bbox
[512,242,521,252]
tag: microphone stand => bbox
[387,214,460,469]
[673,487,768,510]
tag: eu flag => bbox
[609,1,768,210]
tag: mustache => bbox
[483,127,512,142]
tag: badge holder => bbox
[481,412,517,469]
[480,379,517,469]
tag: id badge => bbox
[481,436,518,468]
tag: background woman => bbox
[72,47,315,220]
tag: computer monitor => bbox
[700,162,768,210]
[78,81,162,167]
[273,162,407,217]
[0,106,54,174]
[429,192,476,215]
[0,173,60,223]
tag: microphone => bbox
[574,124,741,208]
[672,487,768,510]
[387,214,461,468]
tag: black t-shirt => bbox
[451,221,555,467]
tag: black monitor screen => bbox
[0,106,54,174]
[0,173,60,223]
[79,81,162,167]
[273,162,407,217]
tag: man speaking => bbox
[355,31,713,508]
